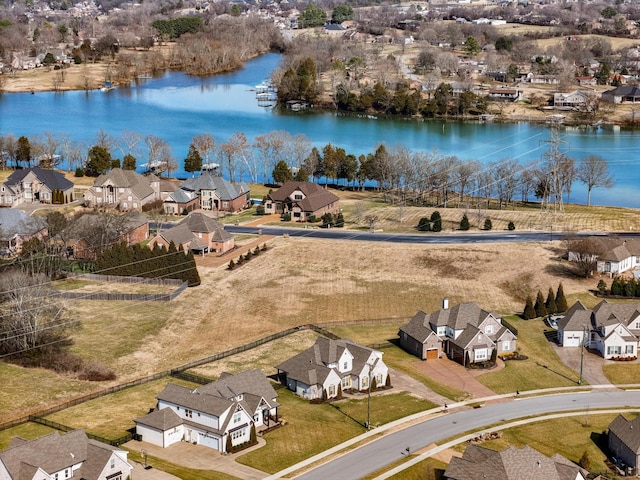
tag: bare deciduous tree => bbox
[576,155,614,206]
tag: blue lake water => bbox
[1,52,639,208]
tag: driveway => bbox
[124,439,267,480]
[414,357,500,400]
[551,342,614,386]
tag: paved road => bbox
[293,390,640,480]
[222,225,607,244]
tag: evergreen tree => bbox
[555,283,568,312]
[430,211,442,232]
[123,153,136,170]
[508,221,515,231]
[228,259,235,270]
[185,250,201,287]
[335,212,344,227]
[463,36,481,56]
[184,143,203,176]
[459,214,470,231]
[534,290,547,318]
[226,434,232,453]
[611,277,625,296]
[385,373,391,387]
[85,145,112,177]
[483,218,492,230]
[417,217,431,231]
[16,136,31,167]
[545,287,557,315]
[597,279,608,296]
[523,295,536,320]
[272,160,293,184]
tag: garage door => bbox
[564,335,581,347]
[426,349,439,359]
[198,433,219,450]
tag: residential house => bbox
[602,85,640,104]
[275,337,388,400]
[149,212,234,254]
[553,90,592,111]
[576,76,597,86]
[61,212,149,260]
[608,414,640,473]
[487,88,522,102]
[0,429,133,480]
[568,236,640,275]
[0,209,47,256]
[83,169,161,211]
[399,300,517,365]
[0,167,74,206]
[134,369,279,452]
[264,181,340,222]
[444,444,588,480]
[558,300,640,359]
[163,173,250,215]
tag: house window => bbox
[294,194,303,200]
[111,458,115,468]
[503,341,510,351]
[96,187,102,192]
[328,385,336,396]
[485,325,493,334]
[133,203,138,208]
[343,362,348,370]
[119,188,125,193]
[342,376,349,387]
[231,429,245,440]
[223,202,228,208]
[185,409,193,418]
[362,375,369,388]
[635,322,640,329]
[626,345,635,354]
[123,202,128,208]
[475,349,488,361]
[604,262,611,272]
[607,346,622,356]
[233,412,242,423]
[65,468,71,478]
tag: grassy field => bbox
[52,277,179,294]
[603,364,640,385]
[377,457,447,480]
[476,316,581,393]
[237,387,436,474]
[0,423,58,450]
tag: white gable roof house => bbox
[558,300,640,359]
[0,430,133,480]
[275,337,389,401]
[134,369,279,453]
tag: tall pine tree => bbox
[545,287,557,315]
[523,295,536,320]
[534,290,547,318]
[555,283,568,312]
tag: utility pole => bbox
[366,362,374,430]
[578,325,588,385]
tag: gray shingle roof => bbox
[276,337,380,386]
[0,430,124,480]
[180,173,248,201]
[444,444,586,480]
[609,414,640,454]
[5,167,73,191]
[93,169,155,201]
[198,369,278,406]
[0,209,46,240]
[134,406,183,430]
[157,383,233,417]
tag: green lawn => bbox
[385,457,447,480]
[237,388,435,474]
[476,316,581,393]
[43,378,199,440]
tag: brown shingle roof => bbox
[267,181,339,212]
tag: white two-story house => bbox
[134,369,279,452]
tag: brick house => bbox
[0,209,47,256]
[264,181,340,222]
[83,169,160,211]
[149,212,234,254]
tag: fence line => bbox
[48,274,188,302]
[0,321,400,435]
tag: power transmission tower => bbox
[540,122,570,216]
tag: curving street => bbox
[283,389,640,480]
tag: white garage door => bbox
[198,433,219,450]
[564,334,581,347]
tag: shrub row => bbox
[228,244,268,270]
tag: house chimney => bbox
[442,298,449,310]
